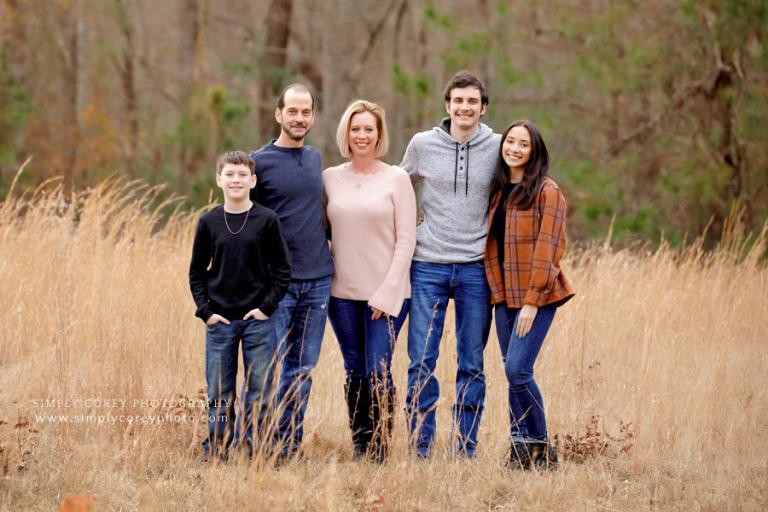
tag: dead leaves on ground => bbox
[555,415,635,463]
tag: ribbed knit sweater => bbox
[323,163,417,317]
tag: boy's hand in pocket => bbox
[243,309,269,321]
[206,314,230,326]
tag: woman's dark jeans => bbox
[494,303,557,443]
[328,297,410,390]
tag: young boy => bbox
[189,150,291,461]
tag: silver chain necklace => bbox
[223,206,251,235]
[346,161,377,189]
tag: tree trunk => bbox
[113,0,139,179]
[261,0,293,140]
[62,0,84,197]
[177,0,208,193]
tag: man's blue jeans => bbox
[272,276,331,455]
[204,318,276,458]
[328,297,410,390]
[405,261,492,457]
[494,304,556,443]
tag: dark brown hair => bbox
[216,150,255,175]
[442,71,489,106]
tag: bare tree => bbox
[260,0,293,139]
[58,0,85,196]
[177,0,208,192]
[112,0,139,178]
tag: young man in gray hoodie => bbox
[400,71,500,458]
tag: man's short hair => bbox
[442,71,489,106]
[216,150,255,175]
[276,83,316,111]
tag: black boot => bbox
[369,387,395,464]
[506,441,533,470]
[344,381,372,459]
[531,442,558,471]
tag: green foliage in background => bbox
[1,1,766,244]
[0,52,32,196]
[171,85,252,204]
[407,1,768,244]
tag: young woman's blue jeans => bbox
[328,297,410,390]
[204,317,276,457]
[494,303,557,443]
[405,261,492,457]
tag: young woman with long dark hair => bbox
[484,120,575,470]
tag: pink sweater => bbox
[323,163,417,317]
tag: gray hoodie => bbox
[400,118,500,263]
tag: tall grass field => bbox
[0,180,766,511]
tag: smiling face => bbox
[276,89,315,141]
[348,111,379,158]
[216,163,256,202]
[502,125,532,176]
[445,85,486,132]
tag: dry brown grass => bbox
[0,180,766,511]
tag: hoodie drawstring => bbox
[453,143,459,195]
[465,143,470,197]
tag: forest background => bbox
[1,0,767,244]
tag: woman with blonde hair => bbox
[323,99,416,462]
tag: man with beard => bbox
[249,84,334,461]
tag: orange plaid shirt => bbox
[484,177,575,308]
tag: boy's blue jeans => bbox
[494,303,557,443]
[328,297,410,390]
[272,276,331,456]
[405,261,492,457]
[204,317,276,457]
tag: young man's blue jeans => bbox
[204,317,276,458]
[405,261,492,457]
[494,303,557,443]
[328,298,410,390]
[271,276,331,456]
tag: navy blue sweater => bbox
[189,204,291,322]
[250,142,334,280]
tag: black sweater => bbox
[490,183,516,277]
[189,204,291,322]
